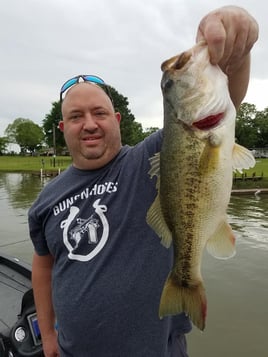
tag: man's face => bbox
[60,83,121,170]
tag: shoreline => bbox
[231,188,268,195]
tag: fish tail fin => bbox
[159,274,207,331]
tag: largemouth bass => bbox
[146,42,255,330]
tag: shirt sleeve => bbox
[142,129,163,157]
[28,204,50,256]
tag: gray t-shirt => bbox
[28,131,192,357]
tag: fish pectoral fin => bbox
[232,143,256,173]
[206,220,236,259]
[146,194,172,248]
[147,152,172,247]
[148,152,160,179]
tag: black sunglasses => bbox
[60,74,113,103]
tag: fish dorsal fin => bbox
[232,143,256,173]
[206,220,236,259]
[147,152,172,248]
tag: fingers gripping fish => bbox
[146,42,255,330]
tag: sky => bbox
[1,0,267,138]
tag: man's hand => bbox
[42,329,60,357]
[196,6,259,74]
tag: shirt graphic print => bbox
[60,198,109,262]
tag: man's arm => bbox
[32,252,59,357]
[196,6,259,109]
[227,54,251,111]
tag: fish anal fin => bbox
[206,221,236,259]
[232,143,256,173]
[146,193,172,248]
[159,274,207,331]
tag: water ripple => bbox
[228,196,268,251]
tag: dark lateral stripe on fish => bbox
[193,112,224,130]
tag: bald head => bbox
[61,82,114,115]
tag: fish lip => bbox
[193,112,225,130]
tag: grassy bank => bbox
[0,156,72,172]
[232,158,268,189]
[0,156,267,188]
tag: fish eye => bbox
[162,78,174,91]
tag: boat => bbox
[0,253,43,356]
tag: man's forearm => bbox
[228,54,251,110]
[32,253,56,337]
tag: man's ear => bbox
[115,112,121,123]
[59,121,64,132]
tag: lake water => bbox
[0,172,267,356]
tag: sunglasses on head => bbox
[60,74,113,103]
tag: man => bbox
[29,6,258,357]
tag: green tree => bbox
[254,108,268,147]
[142,127,159,139]
[43,101,65,151]
[109,87,160,144]
[5,118,24,143]
[0,137,9,155]
[235,102,258,148]
[103,86,145,145]
[5,118,44,154]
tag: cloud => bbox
[0,0,267,136]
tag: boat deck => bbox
[0,255,32,334]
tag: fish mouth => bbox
[193,112,224,130]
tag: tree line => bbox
[1,89,268,155]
